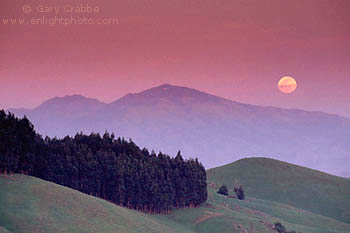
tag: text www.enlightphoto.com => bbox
[1,3,118,26]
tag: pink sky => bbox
[1,0,350,117]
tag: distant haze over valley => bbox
[8,84,350,177]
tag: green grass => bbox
[0,226,13,233]
[154,187,350,233]
[207,157,350,223]
[1,157,350,233]
[0,174,192,233]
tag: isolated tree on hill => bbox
[217,184,228,196]
[273,222,297,233]
[274,222,286,233]
[234,184,245,200]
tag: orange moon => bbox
[278,76,297,94]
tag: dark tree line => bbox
[0,110,207,213]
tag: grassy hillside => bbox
[0,174,192,233]
[207,157,350,223]
[156,187,350,233]
[0,226,12,233]
[1,174,350,233]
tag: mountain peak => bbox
[112,84,229,107]
[63,94,86,99]
[147,83,187,92]
[143,83,230,102]
[158,83,174,88]
[40,94,104,106]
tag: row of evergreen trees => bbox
[0,110,207,213]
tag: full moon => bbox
[278,76,297,94]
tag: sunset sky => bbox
[1,0,349,117]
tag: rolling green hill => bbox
[1,173,350,233]
[207,157,350,223]
[0,174,192,233]
[155,187,350,233]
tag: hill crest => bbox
[207,157,350,223]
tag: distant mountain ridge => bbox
[7,84,350,176]
[9,94,105,117]
[9,94,106,136]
